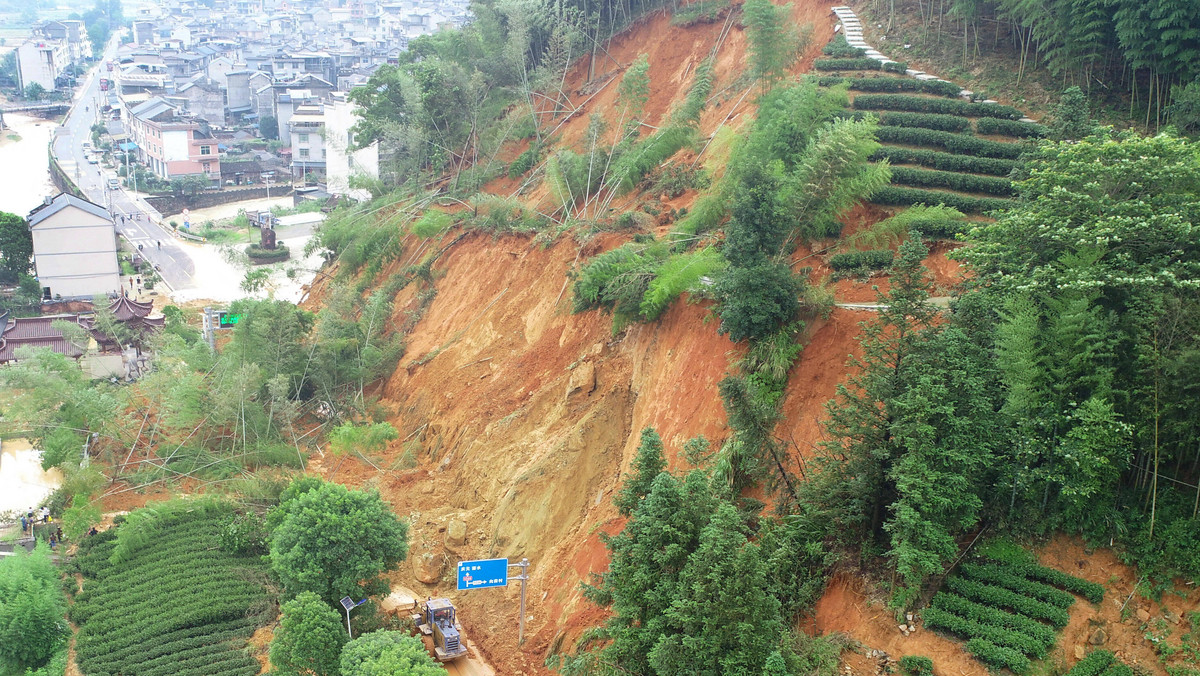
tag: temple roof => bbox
[0,312,86,363]
[107,296,154,322]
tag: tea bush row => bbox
[899,655,933,676]
[815,57,884,71]
[959,562,1077,607]
[998,561,1106,603]
[944,575,1070,627]
[874,126,1026,159]
[853,94,1025,120]
[870,146,1019,176]
[923,607,1051,658]
[928,593,1058,645]
[822,33,866,58]
[879,111,971,132]
[966,637,1032,673]
[813,75,962,97]
[869,186,1015,214]
[1066,650,1115,676]
[889,167,1015,196]
[976,117,1046,138]
[829,249,894,271]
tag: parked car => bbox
[107,177,120,190]
[86,154,99,164]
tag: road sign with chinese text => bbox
[457,558,508,590]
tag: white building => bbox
[324,95,378,199]
[27,194,121,300]
[15,38,69,92]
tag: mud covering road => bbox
[383,587,496,676]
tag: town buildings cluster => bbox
[92,0,467,193]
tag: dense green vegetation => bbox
[865,0,1200,128]
[70,499,273,676]
[267,478,409,602]
[553,438,839,675]
[805,128,1200,615]
[0,544,69,675]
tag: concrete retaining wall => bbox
[145,185,293,217]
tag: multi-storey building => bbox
[126,97,222,180]
[15,37,69,92]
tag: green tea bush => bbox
[853,94,1025,120]
[976,117,1046,138]
[899,655,933,676]
[822,33,866,57]
[1065,650,1115,676]
[870,204,969,240]
[813,76,963,97]
[829,249,894,271]
[874,126,1025,158]
[889,167,1015,196]
[72,503,273,676]
[944,576,1071,627]
[815,57,882,71]
[965,637,1032,673]
[883,110,974,131]
[871,146,1019,176]
[870,186,1015,214]
[923,607,1051,657]
[959,563,1077,607]
[928,593,1058,645]
[1003,562,1106,603]
[879,111,971,132]
[882,61,909,73]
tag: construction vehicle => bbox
[412,598,467,662]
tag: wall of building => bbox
[324,99,377,199]
[32,210,121,299]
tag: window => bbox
[298,133,309,143]
[200,145,211,155]
[298,148,309,158]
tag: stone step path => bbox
[829,6,1037,123]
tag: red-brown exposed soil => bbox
[814,535,1197,676]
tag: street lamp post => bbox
[339,597,367,638]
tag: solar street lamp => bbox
[339,596,367,638]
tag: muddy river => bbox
[0,113,56,216]
[0,439,61,517]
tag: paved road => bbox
[50,37,200,293]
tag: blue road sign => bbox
[457,558,508,590]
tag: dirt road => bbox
[383,587,496,676]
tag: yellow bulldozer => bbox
[412,598,468,662]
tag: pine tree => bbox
[648,503,785,675]
[588,471,717,674]
[614,427,667,516]
[820,237,937,550]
